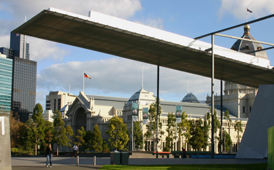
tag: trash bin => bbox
[120,152,129,165]
[110,152,120,165]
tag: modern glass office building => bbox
[0,54,13,113]
[12,57,36,122]
[10,32,30,59]
[0,47,14,59]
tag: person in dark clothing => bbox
[45,143,53,167]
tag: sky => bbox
[1,0,274,110]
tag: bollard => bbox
[93,156,96,166]
[76,156,79,166]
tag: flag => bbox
[247,8,252,13]
[84,73,91,79]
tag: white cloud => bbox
[0,35,10,48]
[1,0,142,20]
[28,37,67,61]
[37,57,212,102]
[218,0,274,20]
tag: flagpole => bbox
[246,7,247,22]
[83,72,84,93]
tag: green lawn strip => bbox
[100,163,267,170]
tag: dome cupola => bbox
[181,93,199,103]
[231,24,268,59]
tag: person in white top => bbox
[72,144,78,157]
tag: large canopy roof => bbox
[12,8,274,87]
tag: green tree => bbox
[44,120,53,146]
[222,129,232,152]
[10,112,24,148]
[106,116,129,151]
[83,130,94,151]
[188,119,206,151]
[66,125,74,147]
[202,112,211,150]
[17,121,28,149]
[234,120,243,151]
[102,141,110,153]
[144,100,164,151]
[177,112,190,149]
[222,110,232,153]
[165,112,176,151]
[92,124,103,153]
[32,103,45,155]
[44,131,53,143]
[74,126,86,147]
[132,121,143,150]
[53,111,70,155]
[44,120,53,132]
[24,118,38,153]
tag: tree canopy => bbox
[106,116,129,151]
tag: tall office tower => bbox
[12,57,36,122]
[10,32,30,59]
[0,53,13,113]
[0,47,14,59]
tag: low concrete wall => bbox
[0,116,11,170]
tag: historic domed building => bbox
[181,93,199,103]
[47,85,245,153]
[206,25,270,118]
[231,25,268,60]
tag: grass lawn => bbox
[100,163,267,170]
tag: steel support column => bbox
[156,65,160,159]
[220,80,223,154]
[211,34,215,158]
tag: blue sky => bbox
[0,0,274,110]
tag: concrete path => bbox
[11,157,267,170]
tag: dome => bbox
[231,24,268,59]
[127,88,156,105]
[181,93,199,103]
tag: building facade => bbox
[0,32,37,121]
[45,91,76,112]
[12,57,37,122]
[0,53,13,113]
[0,47,14,59]
[54,88,246,153]
[10,32,30,59]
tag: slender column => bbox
[176,123,177,151]
[132,115,133,151]
[220,80,223,154]
[142,122,144,151]
[156,65,160,158]
[211,34,215,158]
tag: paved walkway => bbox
[11,157,268,170]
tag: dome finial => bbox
[244,24,250,35]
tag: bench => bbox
[186,151,211,158]
[153,152,170,158]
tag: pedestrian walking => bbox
[45,143,53,168]
[72,144,78,157]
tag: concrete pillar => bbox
[93,156,96,166]
[76,156,79,166]
[0,116,12,170]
